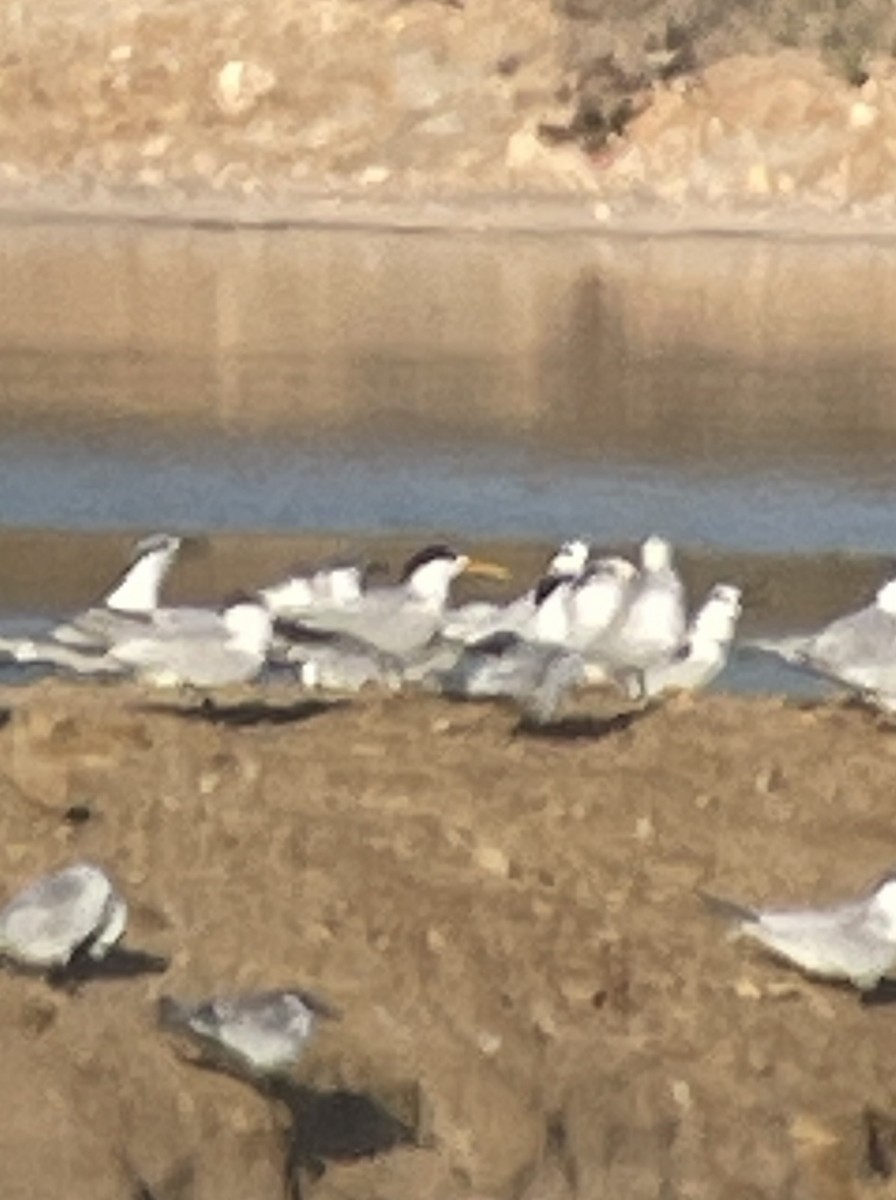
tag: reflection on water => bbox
[0,220,894,551]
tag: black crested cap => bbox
[533,574,572,606]
[400,544,460,582]
[221,590,264,611]
[469,630,521,656]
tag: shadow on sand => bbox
[136,697,349,728]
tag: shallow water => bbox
[0,217,895,696]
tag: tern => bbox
[158,987,338,1078]
[633,583,742,700]
[588,535,687,691]
[426,630,587,723]
[17,599,275,688]
[442,538,588,644]
[294,544,508,658]
[0,861,127,971]
[700,868,896,990]
[747,577,896,704]
[51,533,184,648]
[260,559,379,620]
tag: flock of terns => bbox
[0,530,749,721]
[0,527,893,717]
[3,531,896,1189]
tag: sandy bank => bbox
[0,681,894,1198]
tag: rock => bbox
[473,844,510,878]
[213,60,276,118]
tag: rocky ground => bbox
[3,678,896,1199]
[4,0,896,226]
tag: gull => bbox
[51,533,184,648]
[442,538,588,644]
[293,544,508,658]
[158,988,338,1079]
[700,868,896,990]
[747,578,896,704]
[0,861,128,971]
[632,583,742,700]
[587,535,686,691]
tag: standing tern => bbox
[588,535,686,690]
[700,868,896,990]
[566,557,638,652]
[158,988,339,1078]
[633,583,742,700]
[295,544,508,658]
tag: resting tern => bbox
[427,630,587,723]
[51,533,184,648]
[294,544,508,658]
[0,861,128,971]
[16,598,275,688]
[276,626,405,692]
[700,868,896,990]
[747,577,896,704]
[260,559,380,620]
[106,598,274,687]
[159,987,338,1078]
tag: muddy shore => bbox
[2,677,896,1200]
[6,0,896,233]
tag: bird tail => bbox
[696,889,758,924]
[157,995,193,1032]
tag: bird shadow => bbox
[164,1053,418,1200]
[512,704,657,743]
[45,944,169,991]
[859,979,896,1007]
[135,697,349,728]
[273,1080,418,1200]
[125,1155,195,1200]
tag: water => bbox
[0,216,894,698]
[0,220,895,552]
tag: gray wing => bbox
[805,605,896,673]
[110,635,260,687]
[299,593,439,657]
[0,864,117,967]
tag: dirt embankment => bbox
[2,680,896,1199]
[4,0,896,225]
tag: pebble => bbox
[473,844,510,877]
